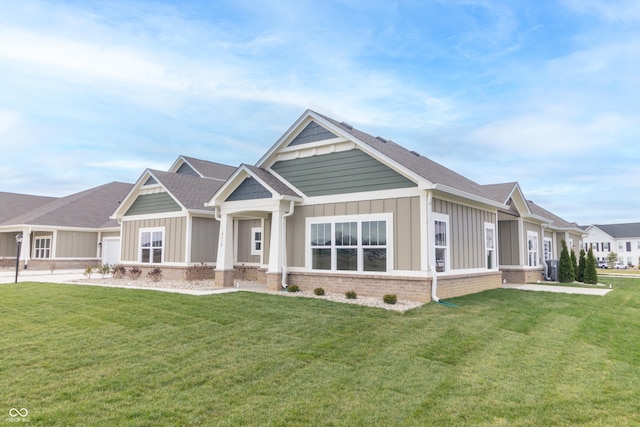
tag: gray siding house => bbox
[0,182,133,269]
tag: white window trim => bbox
[484,222,496,270]
[139,227,165,264]
[251,226,263,256]
[527,231,539,267]
[305,213,393,273]
[543,237,553,261]
[433,212,450,273]
[33,236,52,259]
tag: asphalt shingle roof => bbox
[244,164,302,198]
[1,182,133,229]
[0,192,57,224]
[181,156,237,180]
[149,170,228,211]
[592,223,640,238]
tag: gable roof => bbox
[0,192,58,224]
[146,169,228,211]
[526,200,583,232]
[257,110,506,208]
[589,223,640,239]
[170,155,237,180]
[1,182,133,229]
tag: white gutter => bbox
[541,223,549,280]
[281,200,295,289]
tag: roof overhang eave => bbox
[433,184,508,210]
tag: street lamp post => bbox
[15,234,23,283]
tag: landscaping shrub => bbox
[83,265,94,279]
[148,267,163,282]
[559,239,575,283]
[345,290,357,299]
[98,264,111,278]
[287,285,300,293]
[184,263,213,282]
[314,287,325,296]
[129,266,142,280]
[584,247,598,285]
[577,249,586,282]
[112,265,126,279]
[383,294,397,304]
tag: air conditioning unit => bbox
[545,259,559,281]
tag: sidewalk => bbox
[502,283,613,296]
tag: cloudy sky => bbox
[0,0,637,225]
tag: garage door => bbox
[102,238,121,265]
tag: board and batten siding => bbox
[190,217,219,263]
[271,149,417,197]
[0,233,21,257]
[56,231,98,258]
[498,220,520,266]
[101,231,120,239]
[288,196,422,271]
[432,198,496,270]
[125,192,181,216]
[236,219,261,263]
[121,217,187,263]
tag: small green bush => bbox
[345,290,357,299]
[383,294,397,304]
[83,265,94,279]
[98,264,111,278]
[287,284,300,293]
[129,266,142,280]
[314,287,325,296]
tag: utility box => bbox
[546,259,559,281]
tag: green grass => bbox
[1,279,639,426]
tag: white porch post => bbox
[19,229,31,267]
[268,206,284,275]
[216,213,234,270]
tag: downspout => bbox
[281,200,295,289]
[427,192,456,307]
[541,223,549,280]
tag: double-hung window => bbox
[485,223,496,269]
[433,214,449,273]
[308,215,391,272]
[140,228,164,263]
[527,232,539,267]
[251,227,263,256]
[543,238,553,261]
[34,237,52,259]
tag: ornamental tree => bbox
[559,239,575,283]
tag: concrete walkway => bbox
[502,283,613,296]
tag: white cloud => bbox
[0,110,21,136]
[562,0,640,22]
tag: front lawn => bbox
[1,279,639,426]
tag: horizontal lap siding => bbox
[433,198,496,270]
[125,193,181,216]
[288,196,421,271]
[121,217,186,263]
[271,150,416,197]
[237,219,261,263]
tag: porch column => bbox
[267,206,284,290]
[215,213,235,287]
[19,229,31,268]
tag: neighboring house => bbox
[110,155,236,277]
[0,182,133,269]
[482,182,585,283]
[206,110,518,301]
[583,223,640,267]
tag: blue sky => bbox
[0,0,638,225]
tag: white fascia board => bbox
[433,184,507,210]
[111,169,152,219]
[120,211,189,222]
[256,110,314,167]
[300,187,424,206]
[0,224,103,233]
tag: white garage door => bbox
[102,238,121,265]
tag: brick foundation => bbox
[24,259,102,271]
[215,270,235,287]
[435,271,503,299]
[501,267,544,284]
[266,273,283,291]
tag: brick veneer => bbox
[501,267,544,284]
[435,271,502,299]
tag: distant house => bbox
[110,156,235,277]
[583,223,640,267]
[0,182,133,269]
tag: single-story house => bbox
[0,182,133,269]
